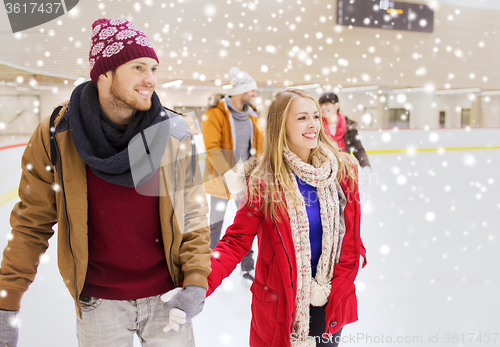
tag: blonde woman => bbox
[207,89,367,346]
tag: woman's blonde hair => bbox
[248,88,358,221]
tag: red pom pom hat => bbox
[89,18,158,83]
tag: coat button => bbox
[330,321,337,327]
[250,204,254,208]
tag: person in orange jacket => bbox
[208,89,367,346]
[202,67,264,282]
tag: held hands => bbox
[161,286,206,332]
[222,160,245,195]
[0,309,19,347]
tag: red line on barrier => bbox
[0,143,28,151]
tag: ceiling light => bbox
[74,77,85,86]
[481,91,500,96]
[339,85,379,92]
[286,83,321,90]
[435,88,481,95]
[162,79,183,88]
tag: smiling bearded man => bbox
[0,18,211,347]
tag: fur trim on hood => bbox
[242,157,259,177]
[207,93,226,108]
[223,157,259,196]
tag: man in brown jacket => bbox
[0,18,211,347]
[202,67,264,283]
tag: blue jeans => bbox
[76,294,195,347]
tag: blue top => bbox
[295,175,323,277]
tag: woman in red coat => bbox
[208,89,367,346]
[318,93,371,169]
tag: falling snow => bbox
[0,0,498,345]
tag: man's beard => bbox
[242,97,253,107]
[110,79,152,112]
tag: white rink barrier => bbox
[357,127,500,153]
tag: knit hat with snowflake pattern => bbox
[89,18,158,83]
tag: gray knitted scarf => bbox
[68,81,169,187]
[225,95,258,120]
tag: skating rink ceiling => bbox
[1,0,500,90]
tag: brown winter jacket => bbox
[202,98,264,199]
[0,102,212,317]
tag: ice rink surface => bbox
[0,129,498,346]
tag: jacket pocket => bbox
[250,279,279,346]
[360,243,367,268]
[329,285,358,333]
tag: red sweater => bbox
[81,166,175,300]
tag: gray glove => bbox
[161,286,206,332]
[0,309,19,347]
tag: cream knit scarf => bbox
[283,143,341,347]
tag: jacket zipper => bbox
[191,135,196,183]
[167,134,190,287]
[273,219,295,333]
[53,133,81,317]
[139,127,179,287]
[168,199,177,287]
